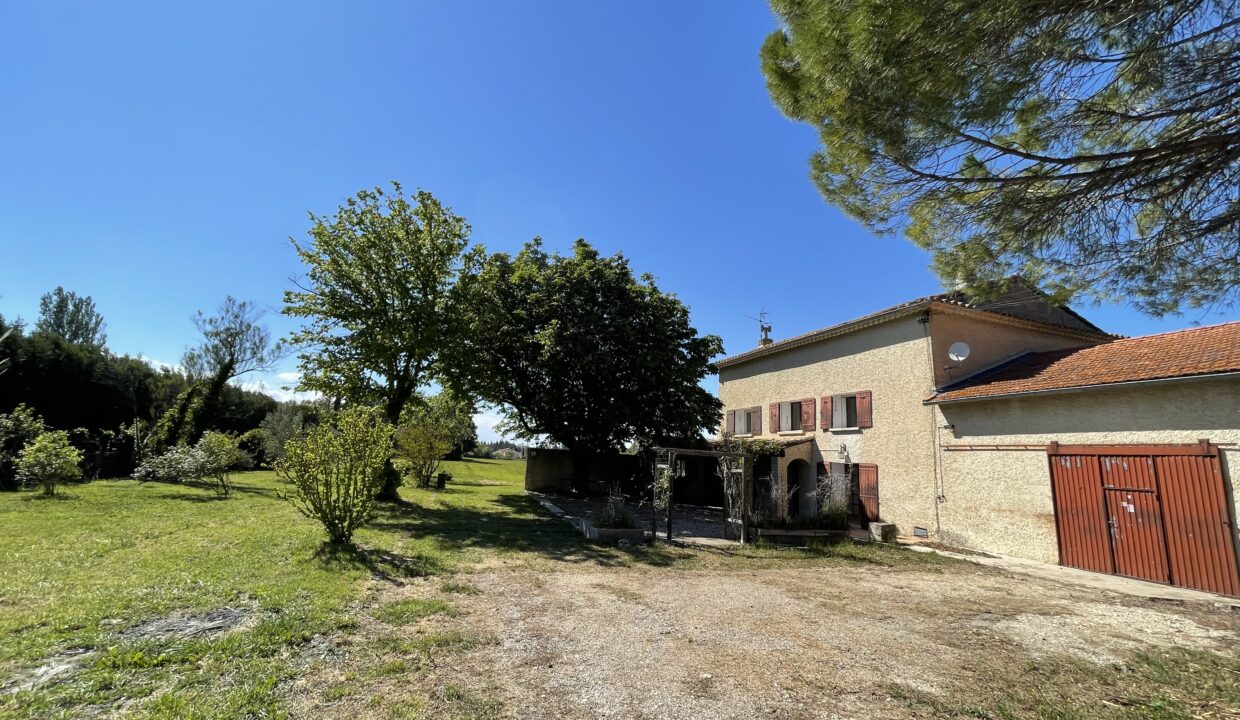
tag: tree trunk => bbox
[376,388,410,502]
[570,448,593,495]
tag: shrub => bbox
[819,501,850,531]
[17,430,82,496]
[260,404,305,465]
[133,445,209,484]
[277,406,392,544]
[394,422,454,489]
[595,484,635,529]
[237,428,268,468]
[0,405,45,491]
[197,431,241,496]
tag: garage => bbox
[1048,440,1240,596]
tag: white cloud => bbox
[238,376,321,404]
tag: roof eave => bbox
[924,370,1240,405]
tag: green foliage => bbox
[196,431,241,496]
[277,406,394,544]
[237,427,268,468]
[258,403,307,465]
[762,0,1240,315]
[818,501,849,531]
[0,404,44,491]
[36,286,107,350]
[448,238,722,465]
[394,390,475,488]
[154,297,280,448]
[283,182,478,499]
[16,430,82,496]
[596,487,636,529]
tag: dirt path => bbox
[290,557,1239,720]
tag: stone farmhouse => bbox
[717,284,1240,596]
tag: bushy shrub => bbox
[277,406,392,544]
[17,430,82,496]
[238,428,268,468]
[0,405,45,491]
[259,404,305,465]
[818,501,850,531]
[466,446,494,460]
[132,432,240,496]
[595,486,635,529]
[197,431,241,496]
[134,445,209,483]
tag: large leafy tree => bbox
[36,287,107,349]
[284,183,476,500]
[762,0,1240,315]
[448,239,722,491]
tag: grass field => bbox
[0,459,936,719]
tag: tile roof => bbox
[927,321,1240,403]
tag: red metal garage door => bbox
[1048,441,1240,596]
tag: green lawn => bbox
[0,458,939,719]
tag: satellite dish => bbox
[948,341,971,363]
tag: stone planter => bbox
[581,521,648,546]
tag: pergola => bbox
[651,446,755,544]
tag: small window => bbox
[735,409,753,435]
[832,394,858,429]
[779,400,802,432]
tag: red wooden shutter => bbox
[820,395,833,430]
[800,397,815,431]
[725,410,735,434]
[751,407,762,435]
[769,403,779,433]
[857,390,873,428]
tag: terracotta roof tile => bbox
[927,321,1240,403]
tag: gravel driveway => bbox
[293,549,1239,720]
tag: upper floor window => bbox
[771,398,815,433]
[779,401,802,432]
[822,391,873,430]
[727,407,761,436]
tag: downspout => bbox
[919,311,944,538]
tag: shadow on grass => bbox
[365,491,691,569]
[312,542,453,581]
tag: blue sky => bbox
[2,2,1235,440]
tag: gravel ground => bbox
[291,558,1239,720]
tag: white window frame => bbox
[735,408,754,436]
[830,394,859,430]
[778,400,802,433]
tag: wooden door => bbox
[857,464,879,524]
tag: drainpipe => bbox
[919,311,944,538]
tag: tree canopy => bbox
[448,239,722,484]
[283,182,477,499]
[762,0,1240,315]
[36,287,106,349]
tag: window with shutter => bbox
[800,398,816,431]
[857,390,873,428]
[775,400,804,432]
[826,393,866,430]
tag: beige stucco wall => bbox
[936,378,1240,564]
[718,316,940,534]
[929,308,1102,390]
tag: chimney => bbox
[758,322,773,347]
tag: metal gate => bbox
[857,464,879,524]
[1048,441,1240,596]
